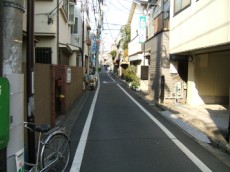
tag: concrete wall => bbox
[170,0,230,54]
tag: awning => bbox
[68,44,80,51]
[59,43,73,55]
[128,54,143,62]
[59,43,80,55]
[35,32,56,37]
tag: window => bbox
[63,0,68,17]
[68,2,75,25]
[164,0,170,30]
[174,0,191,15]
[35,48,52,64]
[71,17,78,34]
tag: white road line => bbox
[117,84,212,172]
[107,72,116,82]
[70,78,100,172]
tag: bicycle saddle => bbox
[35,124,51,133]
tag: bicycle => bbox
[24,122,71,172]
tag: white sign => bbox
[67,67,71,83]
[15,148,24,172]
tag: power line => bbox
[103,23,123,26]
[104,15,115,42]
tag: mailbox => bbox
[0,77,10,150]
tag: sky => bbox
[101,0,133,51]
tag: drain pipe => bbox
[26,0,36,164]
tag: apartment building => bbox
[33,0,85,126]
[145,0,171,102]
[170,0,230,105]
[128,1,149,92]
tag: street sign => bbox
[0,77,10,150]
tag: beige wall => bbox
[66,67,83,110]
[196,52,230,103]
[34,64,51,125]
[170,0,230,54]
[187,52,230,105]
[59,10,71,44]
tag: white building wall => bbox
[59,11,71,44]
[34,1,58,65]
[34,1,58,34]
[170,0,230,54]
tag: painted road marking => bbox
[70,77,100,172]
[117,84,212,172]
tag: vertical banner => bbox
[139,16,146,43]
[91,35,97,54]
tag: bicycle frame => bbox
[39,129,70,172]
[24,122,70,172]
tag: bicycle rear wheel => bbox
[40,133,70,172]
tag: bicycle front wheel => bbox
[40,133,70,172]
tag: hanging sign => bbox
[139,16,146,43]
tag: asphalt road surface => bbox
[67,71,230,172]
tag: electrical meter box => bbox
[0,77,10,150]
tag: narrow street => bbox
[66,71,230,172]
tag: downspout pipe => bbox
[82,6,85,68]
[26,0,36,164]
[57,0,59,64]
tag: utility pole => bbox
[0,0,6,171]
[3,0,24,171]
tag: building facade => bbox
[145,0,173,102]
[128,1,149,92]
[170,0,230,105]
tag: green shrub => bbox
[124,66,140,88]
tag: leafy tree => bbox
[109,50,117,60]
[119,24,130,50]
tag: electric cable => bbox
[104,15,115,41]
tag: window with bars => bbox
[174,0,191,15]
[35,47,52,64]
